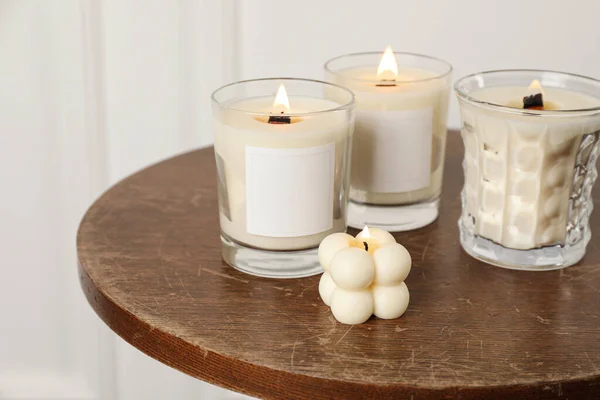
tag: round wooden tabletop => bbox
[78,132,600,399]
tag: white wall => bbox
[238,0,600,128]
[1,1,600,399]
[0,2,112,398]
[0,1,244,399]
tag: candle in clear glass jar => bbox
[212,78,354,278]
[325,49,452,231]
[456,70,600,270]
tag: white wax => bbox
[214,96,352,250]
[462,87,600,249]
[327,67,450,204]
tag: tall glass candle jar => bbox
[325,50,452,231]
[455,70,600,270]
[212,78,355,278]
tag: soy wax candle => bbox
[456,70,600,270]
[212,78,355,278]
[325,48,452,231]
[318,226,411,325]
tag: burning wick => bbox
[361,226,370,251]
[269,84,292,124]
[523,93,544,110]
[523,79,545,110]
[376,80,397,87]
[268,112,291,124]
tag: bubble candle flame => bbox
[362,225,371,239]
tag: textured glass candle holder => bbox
[455,70,600,270]
[325,52,452,231]
[212,78,355,278]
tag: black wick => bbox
[363,241,369,251]
[376,79,397,87]
[523,93,544,110]
[268,111,291,124]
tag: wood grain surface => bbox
[77,132,600,399]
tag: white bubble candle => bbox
[318,226,411,325]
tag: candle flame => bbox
[377,46,398,79]
[361,225,371,239]
[528,79,545,96]
[273,83,291,112]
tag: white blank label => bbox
[246,144,335,237]
[354,108,433,193]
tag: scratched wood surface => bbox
[78,132,600,399]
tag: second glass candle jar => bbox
[325,50,452,231]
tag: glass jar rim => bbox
[455,69,600,116]
[324,51,453,84]
[211,77,355,117]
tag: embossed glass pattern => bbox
[455,70,600,270]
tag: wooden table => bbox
[78,132,600,399]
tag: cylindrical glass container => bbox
[455,70,600,270]
[212,78,355,278]
[325,51,452,231]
